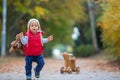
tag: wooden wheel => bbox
[76,67,80,74]
[60,67,65,74]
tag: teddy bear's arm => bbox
[11,41,16,46]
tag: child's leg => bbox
[34,55,45,75]
[25,56,33,78]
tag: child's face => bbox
[29,21,39,34]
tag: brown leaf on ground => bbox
[0,57,120,73]
[95,59,120,72]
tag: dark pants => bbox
[25,55,45,77]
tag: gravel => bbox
[0,58,120,80]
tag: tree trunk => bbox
[87,0,99,52]
[1,0,7,57]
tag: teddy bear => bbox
[9,33,24,54]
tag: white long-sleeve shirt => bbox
[20,36,48,45]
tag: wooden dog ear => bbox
[63,52,69,60]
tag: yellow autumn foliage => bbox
[35,6,46,17]
[98,0,120,57]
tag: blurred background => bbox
[0,0,120,60]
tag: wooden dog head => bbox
[63,52,73,60]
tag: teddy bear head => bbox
[9,33,24,54]
[15,34,21,42]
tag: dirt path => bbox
[0,57,120,80]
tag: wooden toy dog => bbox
[60,52,80,74]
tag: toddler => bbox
[20,18,53,80]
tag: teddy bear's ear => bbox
[16,34,20,40]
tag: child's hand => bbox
[48,35,53,42]
[19,32,24,38]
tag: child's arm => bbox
[48,35,53,42]
[42,35,53,44]
[20,36,28,45]
[42,38,48,44]
[19,32,28,45]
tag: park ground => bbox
[0,53,120,80]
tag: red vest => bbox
[24,31,43,56]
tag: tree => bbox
[87,0,99,52]
[97,0,120,58]
[0,0,86,55]
[1,0,7,57]
[40,0,86,46]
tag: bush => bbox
[74,44,94,57]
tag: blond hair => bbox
[27,18,41,31]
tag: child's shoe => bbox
[26,75,32,80]
[34,68,40,78]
